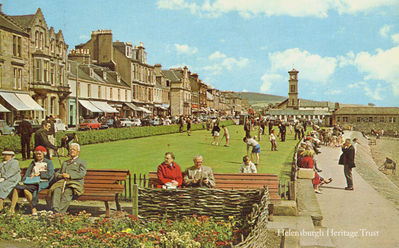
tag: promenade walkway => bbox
[315,132,399,248]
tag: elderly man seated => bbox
[48,143,86,214]
[184,155,215,188]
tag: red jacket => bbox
[157,162,183,187]
[298,156,320,187]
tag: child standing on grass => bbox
[270,129,277,151]
[258,125,263,141]
[221,125,229,147]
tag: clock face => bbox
[291,75,296,79]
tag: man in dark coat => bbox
[340,138,356,190]
[19,118,33,160]
[279,123,286,142]
[34,121,57,159]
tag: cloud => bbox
[204,51,249,75]
[329,89,342,95]
[242,89,248,92]
[364,83,384,101]
[157,0,399,18]
[209,51,227,60]
[260,73,284,93]
[379,24,392,37]
[268,48,337,83]
[338,51,355,68]
[174,43,198,55]
[392,33,399,44]
[353,46,399,95]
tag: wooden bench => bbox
[20,168,131,216]
[147,172,281,202]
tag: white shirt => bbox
[246,138,258,147]
[240,162,257,173]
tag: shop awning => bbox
[0,103,10,112]
[90,100,119,113]
[78,100,102,113]
[137,107,152,114]
[0,92,31,111]
[124,102,140,111]
[15,93,45,111]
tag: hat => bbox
[2,150,15,155]
[34,146,47,154]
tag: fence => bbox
[136,187,266,221]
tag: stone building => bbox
[153,64,170,116]
[267,69,336,125]
[162,67,191,116]
[334,107,399,134]
[8,8,70,123]
[67,50,131,125]
[222,91,243,115]
[0,7,41,123]
[75,31,154,116]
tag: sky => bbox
[2,0,399,106]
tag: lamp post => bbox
[74,61,80,129]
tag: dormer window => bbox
[125,46,132,58]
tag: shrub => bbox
[0,120,235,153]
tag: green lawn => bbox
[15,125,300,181]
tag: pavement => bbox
[314,131,399,248]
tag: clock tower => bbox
[287,68,299,109]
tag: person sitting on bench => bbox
[157,152,183,189]
[48,143,86,214]
[184,155,215,188]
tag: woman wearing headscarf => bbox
[0,148,21,213]
[13,146,54,215]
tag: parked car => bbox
[0,120,15,135]
[79,119,101,130]
[153,118,160,126]
[54,118,67,132]
[119,118,134,127]
[130,118,141,126]
[13,119,41,134]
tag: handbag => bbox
[24,176,41,185]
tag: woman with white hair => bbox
[12,146,54,215]
[0,148,21,213]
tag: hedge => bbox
[0,120,235,154]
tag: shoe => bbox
[325,178,333,184]
[344,187,354,190]
[316,169,322,172]
[314,190,322,194]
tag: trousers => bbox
[344,163,353,187]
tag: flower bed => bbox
[0,211,242,248]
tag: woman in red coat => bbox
[299,150,332,193]
[157,152,183,189]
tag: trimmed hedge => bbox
[0,120,235,154]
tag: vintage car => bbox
[119,118,134,127]
[0,120,15,135]
[78,119,101,130]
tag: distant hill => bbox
[236,92,286,107]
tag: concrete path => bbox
[315,133,399,248]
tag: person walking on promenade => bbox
[19,117,33,160]
[221,125,230,147]
[339,138,356,190]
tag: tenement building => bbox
[8,8,69,123]
[162,67,191,116]
[67,49,131,125]
[334,107,399,135]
